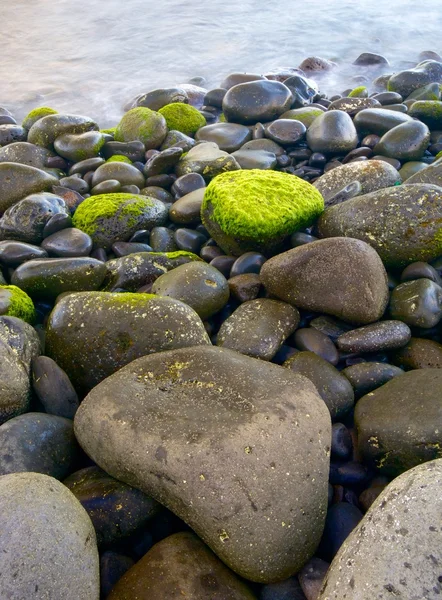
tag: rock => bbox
[313,160,400,204]
[336,320,411,353]
[0,285,35,322]
[0,315,40,374]
[298,557,329,600]
[0,163,58,213]
[318,459,442,599]
[135,87,189,111]
[228,273,262,303]
[100,552,135,599]
[143,147,183,177]
[298,57,335,72]
[114,107,168,149]
[41,227,93,257]
[283,351,354,419]
[353,107,413,136]
[21,106,58,130]
[201,170,324,256]
[231,149,277,170]
[260,577,306,600]
[195,123,252,152]
[392,337,442,369]
[389,278,442,328]
[158,103,206,136]
[388,59,442,97]
[292,328,339,365]
[107,532,257,599]
[0,340,31,424]
[54,131,105,161]
[160,129,195,152]
[355,369,442,475]
[74,346,331,583]
[0,192,69,244]
[151,261,229,319]
[45,291,210,393]
[222,80,293,125]
[240,138,285,156]
[280,107,324,127]
[342,362,404,398]
[169,188,204,225]
[265,119,306,145]
[27,113,99,148]
[353,52,389,66]
[283,75,317,108]
[64,466,160,546]
[260,238,388,324]
[317,184,442,268]
[91,162,145,189]
[373,120,430,160]
[0,240,48,266]
[175,141,240,181]
[216,298,299,360]
[102,140,146,162]
[327,97,381,115]
[0,141,55,171]
[306,111,358,155]
[0,412,79,478]
[32,356,79,419]
[399,160,428,181]
[11,257,107,300]
[72,193,168,250]
[408,100,442,128]
[219,73,266,90]
[0,472,99,599]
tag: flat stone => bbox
[336,320,411,353]
[195,123,252,152]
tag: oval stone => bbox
[0,163,58,213]
[222,80,293,125]
[306,112,358,155]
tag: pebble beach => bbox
[0,45,442,600]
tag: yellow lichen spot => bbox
[244,446,252,454]
[219,529,230,543]
[199,474,206,481]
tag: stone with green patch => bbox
[27,114,99,149]
[106,154,132,164]
[22,107,58,131]
[175,141,240,182]
[54,131,105,162]
[114,107,168,149]
[158,103,206,137]
[201,169,324,256]
[408,100,442,129]
[0,286,35,323]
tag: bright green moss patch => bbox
[348,86,368,98]
[0,285,35,323]
[106,155,132,164]
[114,107,168,149]
[100,127,117,135]
[408,101,442,128]
[148,251,203,261]
[279,107,324,127]
[107,292,157,304]
[22,107,58,130]
[202,169,324,255]
[158,103,206,136]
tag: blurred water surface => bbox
[2,0,442,126]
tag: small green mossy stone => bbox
[158,103,206,137]
[22,107,58,131]
[348,86,368,98]
[408,100,442,129]
[201,170,324,256]
[0,285,35,323]
[114,108,168,150]
[106,155,132,164]
[72,193,167,250]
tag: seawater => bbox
[2,0,442,126]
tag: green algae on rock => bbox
[0,285,35,323]
[106,154,132,164]
[348,85,368,98]
[408,100,442,129]
[72,192,168,249]
[201,169,324,256]
[158,103,206,136]
[114,107,168,149]
[21,107,58,131]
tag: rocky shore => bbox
[0,51,441,599]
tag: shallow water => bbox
[2,0,442,126]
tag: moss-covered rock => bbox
[53,131,105,162]
[100,127,116,136]
[0,285,35,323]
[114,108,168,150]
[27,114,99,149]
[158,103,206,137]
[22,107,58,131]
[106,154,132,164]
[279,107,325,127]
[201,169,324,255]
[348,86,368,98]
[72,193,168,250]
[408,100,442,129]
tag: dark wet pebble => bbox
[42,213,73,238]
[195,122,252,152]
[401,261,442,284]
[342,362,404,398]
[169,188,204,225]
[111,242,152,257]
[336,320,411,353]
[290,232,318,247]
[143,147,183,177]
[41,228,93,257]
[372,91,403,105]
[149,226,177,252]
[0,241,47,267]
[102,140,146,162]
[204,88,227,108]
[260,576,307,600]
[222,80,293,124]
[90,179,121,195]
[298,557,329,600]
[230,251,266,277]
[319,502,363,561]
[310,315,353,341]
[100,552,135,599]
[200,245,223,261]
[306,111,358,155]
[331,423,353,460]
[59,175,89,195]
[209,255,236,277]
[174,227,207,253]
[32,355,79,419]
[329,461,369,486]
[0,124,27,145]
[293,328,339,365]
[228,273,262,303]
[389,278,442,328]
[265,119,306,145]
[171,172,205,198]
[129,230,150,244]
[69,156,105,176]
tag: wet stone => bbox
[0,241,47,267]
[32,355,79,419]
[306,111,358,155]
[228,273,261,303]
[392,337,442,369]
[195,123,252,152]
[149,226,177,252]
[174,227,207,253]
[342,362,404,398]
[293,328,339,365]
[389,278,442,328]
[222,80,293,125]
[265,119,306,145]
[169,188,204,225]
[41,228,93,257]
[336,320,411,353]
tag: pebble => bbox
[336,320,411,353]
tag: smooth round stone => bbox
[306,111,358,155]
[140,185,173,203]
[74,345,331,583]
[390,278,442,328]
[353,52,389,66]
[149,226,177,252]
[353,108,413,136]
[318,460,442,599]
[90,179,121,195]
[290,232,317,247]
[0,338,32,424]
[111,242,152,257]
[310,315,352,341]
[0,472,99,599]
[336,320,411,353]
[327,97,381,115]
[0,163,58,213]
[231,148,277,170]
[101,141,145,162]
[260,238,389,325]
[200,245,223,262]
[216,298,299,361]
[174,227,207,253]
[240,138,285,156]
[107,532,256,600]
[169,188,204,225]
[230,252,266,278]
[171,173,205,198]
[398,160,428,181]
[265,119,306,145]
[393,337,442,369]
[134,87,188,111]
[298,557,329,600]
[356,369,442,475]
[128,229,150,244]
[222,80,293,125]
[299,56,335,71]
[204,87,227,108]
[42,212,73,238]
[160,129,195,152]
[54,131,104,162]
[27,113,98,148]
[64,466,159,547]
[143,147,183,178]
[0,241,47,267]
[219,72,267,90]
[32,355,79,419]
[342,362,404,398]
[373,120,430,160]
[319,502,363,561]
[331,423,353,460]
[401,260,441,283]
[69,157,105,176]
[283,351,354,419]
[91,162,145,188]
[58,175,89,195]
[11,257,107,300]
[41,227,93,257]
[0,412,79,478]
[195,123,252,152]
[210,255,236,277]
[293,328,339,365]
[372,91,403,105]
[228,273,261,303]
[175,141,240,180]
[388,60,442,98]
[0,124,26,145]
[100,552,134,599]
[0,141,54,171]
[152,261,229,319]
